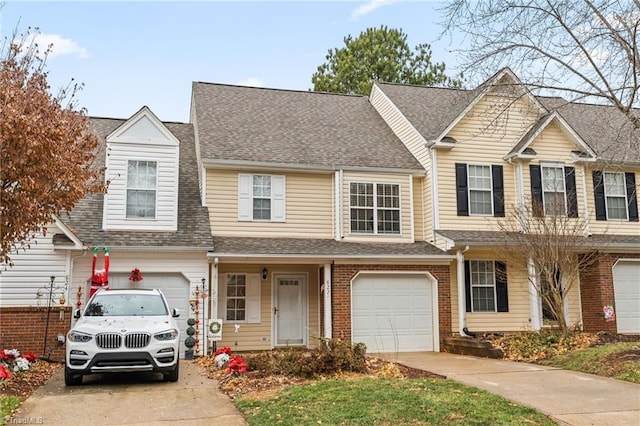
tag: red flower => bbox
[0,365,11,380]
[23,352,38,362]
[214,347,232,357]
[226,356,247,374]
[0,350,8,361]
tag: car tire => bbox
[163,359,179,382]
[64,366,83,386]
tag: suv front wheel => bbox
[163,359,179,382]
[64,366,83,386]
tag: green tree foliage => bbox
[312,26,462,95]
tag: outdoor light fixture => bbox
[262,267,268,280]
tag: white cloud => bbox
[236,77,264,87]
[27,33,89,59]
[351,0,399,19]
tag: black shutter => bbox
[495,261,509,312]
[492,165,505,217]
[464,260,471,313]
[564,166,578,218]
[530,165,544,217]
[626,172,639,222]
[592,171,606,221]
[455,163,469,216]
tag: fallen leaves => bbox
[0,360,61,400]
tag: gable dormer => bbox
[102,107,180,231]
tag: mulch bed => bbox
[0,361,62,400]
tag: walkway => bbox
[394,352,640,426]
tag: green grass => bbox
[539,341,640,383]
[1,396,21,426]
[235,377,555,425]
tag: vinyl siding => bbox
[436,95,534,230]
[0,224,69,306]
[215,264,320,351]
[585,166,639,235]
[103,142,179,231]
[206,169,333,238]
[342,171,414,243]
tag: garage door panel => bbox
[613,261,640,334]
[352,274,434,353]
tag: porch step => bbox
[442,337,504,359]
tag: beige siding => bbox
[436,95,536,230]
[342,171,414,243]
[585,166,640,235]
[216,264,321,351]
[413,177,425,241]
[206,169,333,238]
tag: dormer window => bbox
[126,160,157,218]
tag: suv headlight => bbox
[154,329,179,341]
[67,330,93,342]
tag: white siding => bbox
[0,224,69,307]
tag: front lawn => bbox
[235,377,555,425]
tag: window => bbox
[349,182,400,234]
[530,165,578,217]
[593,171,639,222]
[238,174,285,222]
[464,260,509,313]
[604,172,628,220]
[221,273,261,323]
[455,163,504,217]
[126,160,157,218]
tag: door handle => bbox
[273,306,278,315]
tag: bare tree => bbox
[495,198,600,333]
[441,1,640,143]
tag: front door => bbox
[273,274,307,346]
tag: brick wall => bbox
[331,264,451,346]
[0,307,72,360]
[580,253,640,333]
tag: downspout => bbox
[429,147,439,241]
[456,245,470,336]
[334,170,344,240]
[212,257,219,322]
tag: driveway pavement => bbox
[9,361,246,425]
[394,352,640,426]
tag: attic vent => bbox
[441,136,457,145]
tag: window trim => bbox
[467,164,494,216]
[541,163,567,216]
[469,260,497,313]
[348,181,401,235]
[220,273,261,324]
[238,174,286,222]
[126,160,158,219]
[603,172,629,221]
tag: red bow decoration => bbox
[129,268,143,282]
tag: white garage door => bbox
[110,273,191,356]
[352,274,435,353]
[613,261,640,334]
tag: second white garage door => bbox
[613,261,640,334]
[352,273,436,353]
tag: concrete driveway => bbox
[10,361,246,425]
[395,352,640,426]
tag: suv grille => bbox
[125,333,150,348]
[95,332,151,349]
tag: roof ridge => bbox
[193,81,367,99]
[377,81,471,93]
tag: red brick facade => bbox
[330,264,451,345]
[0,307,72,360]
[579,253,640,333]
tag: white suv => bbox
[65,288,180,386]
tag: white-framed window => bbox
[238,174,285,222]
[604,172,628,220]
[542,165,566,216]
[220,273,261,324]
[126,160,157,218]
[470,260,496,312]
[349,182,400,234]
[468,165,493,215]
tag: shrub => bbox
[486,330,600,361]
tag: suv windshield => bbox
[85,293,168,317]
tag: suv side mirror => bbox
[73,309,82,319]
[172,308,180,318]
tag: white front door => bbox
[273,274,307,346]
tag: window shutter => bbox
[625,172,639,222]
[455,163,469,216]
[464,260,471,313]
[592,171,606,221]
[495,261,509,312]
[530,165,544,217]
[246,274,262,324]
[492,165,505,217]
[238,174,252,221]
[564,166,578,218]
[271,175,286,222]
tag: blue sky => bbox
[1,1,459,122]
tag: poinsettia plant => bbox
[0,348,39,376]
[227,356,247,375]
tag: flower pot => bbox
[185,349,194,360]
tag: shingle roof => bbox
[212,236,450,258]
[57,118,213,249]
[192,83,423,170]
